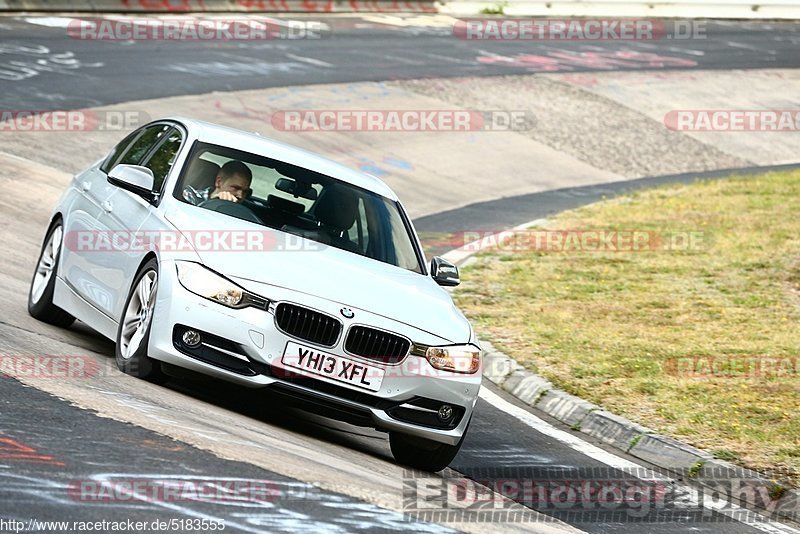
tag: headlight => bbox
[425,344,481,374]
[175,261,267,309]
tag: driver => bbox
[183,160,252,205]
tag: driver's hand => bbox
[211,191,238,203]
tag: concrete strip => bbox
[578,410,652,452]
[394,75,751,178]
[698,458,770,481]
[695,457,785,496]
[535,390,597,429]
[550,69,800,167]
[502,373,551,406]
[480,341,524,386]
[628,433,713,470]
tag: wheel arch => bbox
[48,212,64,227]
[136,251,160,276]
[45,212,65,273]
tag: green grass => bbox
[454,170,800,483]
[479,2,507,14]
[688,461,705,478]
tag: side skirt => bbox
[53,276,118,340]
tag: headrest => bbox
[185,158,221,191]
[314,184,358,231]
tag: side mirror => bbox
[108,164,156,203]
[431,257,460,287]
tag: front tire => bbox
[115,258,164,382]
[389,421,470,472]
[28,220,75,327]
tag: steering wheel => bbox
[198,198,262,224]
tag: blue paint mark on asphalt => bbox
[359,165,389,176]
[383,157,413,170]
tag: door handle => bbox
[102,200,113,213]
[80,181,91,192]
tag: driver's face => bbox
[214,174,251,202]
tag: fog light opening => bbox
[437,404,454,422]
[182,329,202,348]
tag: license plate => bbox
[280,341,385,392]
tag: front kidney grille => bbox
[345,326,410,364]
[274,303,341,346]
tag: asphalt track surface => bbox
[0,374,456,533]
[1,13,799,534]
[0,16,799,110]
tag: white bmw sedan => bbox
[28,117,481,471]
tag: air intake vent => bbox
[274,303,341,347]
[345,326,410,364]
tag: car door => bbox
[96,124,186,321]
[62,123,174,317]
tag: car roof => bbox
[167,116,399,201]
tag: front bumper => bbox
[149,260,481,445]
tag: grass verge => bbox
[453,170,800,483]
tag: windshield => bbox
[173,142,424,274]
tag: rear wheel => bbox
[389,420,470,472]
[115,258,164,382]
[28,221,75,327]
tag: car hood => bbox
[165,205,471,343]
